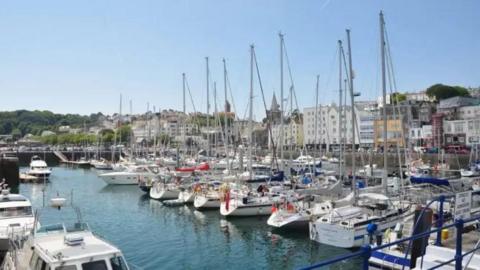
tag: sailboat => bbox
[310,17,412,248]
[220,45,285,217]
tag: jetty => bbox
[53,151,69,163]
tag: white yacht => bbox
[149,176,182,200]
[267,192,353,231]
[90,158,113,170]
[193,181,223,210]
[26,156,51,180]
[0,189,36,252]
[220,185,287,217]
[99,164,159,185]
[309,193,411,248]
[289,155,322,174]
[220,193,273,217]
[2,222,130,270]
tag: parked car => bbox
[445,145,469,154]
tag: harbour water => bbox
[19,166,358,270]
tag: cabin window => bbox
[56,266,77,270]
[110,256,128,270]
[82,260,108,270]
[0,206,33,218]
[31,254,47,270]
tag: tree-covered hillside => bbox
[0,110,104,137]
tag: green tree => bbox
[390,92,407,104]
[426,84,470,101]
[116,125,132,143]
[11,128,22,139]
[158,133,172,145]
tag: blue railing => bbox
[299,191,480,270]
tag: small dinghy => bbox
[163,199,185,206]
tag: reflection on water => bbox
[19,167,358,270]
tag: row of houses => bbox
[267,92,480,151]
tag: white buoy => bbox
[51,197,67,209]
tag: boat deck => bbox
[442,228,480,251]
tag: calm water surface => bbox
[19,166,358,270]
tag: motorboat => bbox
[90,158,113,170]
[0,189,36,252]
[2,222,130,270]
[99,164,159,185]
[309,193,411,248]
[289,155,322,175]
[1,193,131,270]
[26,156,51,180]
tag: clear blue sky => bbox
[0,0,478,119]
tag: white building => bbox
[409,125,433,146]
[443,119,480,146]
[405,91,434,102]
[356,108,376,147]
[269,120,303,149]
[457,105,480,120]
[303,104,360,149]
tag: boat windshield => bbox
[0,206,33,219]
[82,260,108,270]
[55,266,77,270]
[66,222,90,232]
[110,256,129,270]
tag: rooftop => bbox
[438,96,480,109]
[35,224,121,264]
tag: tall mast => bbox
[182,73,186,153]
[279,32,285,170]
[346,29,357,201]
[147,102,151,141]
[380,11,388,194]
[214,82,218,154]
[248,45,254,177]
[206,57,211,157]
[119,94,122,145]
[289,85,293,161]
[338,40,344,182]
[313,75,319,174]
[223,58,230,168]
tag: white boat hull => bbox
[309,217,401,248]
[193,195,220,210]
[267,210,309,229]
[99,173,139,185]
[178,191,194,203]
[220,200,272,217]
[150,185,180,200]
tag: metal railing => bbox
[299,191,480,270]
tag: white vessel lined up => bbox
[99,164,159,185]
[26,156,51,180]
[0,188,36,252]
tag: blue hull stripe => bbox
[371,251,410,267]
[410,176,450,186]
